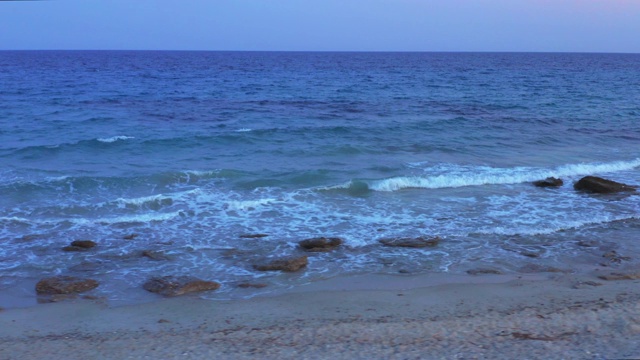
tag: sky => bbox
[0,0,639,53]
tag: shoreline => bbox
[2,271,639,359]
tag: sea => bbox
[1,51,639,307]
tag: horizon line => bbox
[1,49,639,55]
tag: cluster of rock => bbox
[533,175,636,194]
[36,233,447,299]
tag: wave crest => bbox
[364,159,640,192]
[97,136,135,143]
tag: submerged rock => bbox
[143,276,220,297]
[298,237,343,252]
[533,177,563,187]
[63,240,97,252]
[379,236,440,248]
[36,276,99,295]
[72,240,97,248]
[237,283,268,288]
[574,176,636,194]
[123,233,139,240]
[62,246,85,252]
[141,250,172,261]
[253,255,308,272]
[239,233,269,239]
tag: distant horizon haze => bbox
[0,0,639,53]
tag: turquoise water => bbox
[1,51,639,306]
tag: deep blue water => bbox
[1,51,639,306]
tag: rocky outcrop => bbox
[141,250,172,261]
[36,276,99,295]
[253,255,308,272]
[298,237,343,252]
[379,236,440,248]
[574,176,636,194]
[143,276,220,297]
[533,177,563,187]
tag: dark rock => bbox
[237,283,268,288]
[71,240,97,248]
[520,251,541,258]
[239,233,269,238]
[36,276,99,295]
[63,240,97,252]
[533,177,563,187]
[298,237,343,252]
[253,255,308,272]
[158,319,171,323]
[467,268,503,275]
[143,276,221,297]
[574,176,636,194]
[379,236,440,248]
[123,233,139,240]
[141,250,172,261]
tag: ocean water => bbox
[1,51,639,306]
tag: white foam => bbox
[71,211,183,225]
[97,136,135,143]
[114,194,171,207]
[0,216,31,223]
[224,198,276,211]
[477,214,640,236]
[235,128,252,132]
[370,159,640,191]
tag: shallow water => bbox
[0,51,639,306]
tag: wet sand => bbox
[1,271,639,359]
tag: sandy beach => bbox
[1,270,639,359]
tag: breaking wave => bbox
[96,136,135,143]
[354,159,640,192]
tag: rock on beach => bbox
[35,276,99,295]
[253,255,308,272]
[143,276,221,297]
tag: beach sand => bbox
[1,271,639,359]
